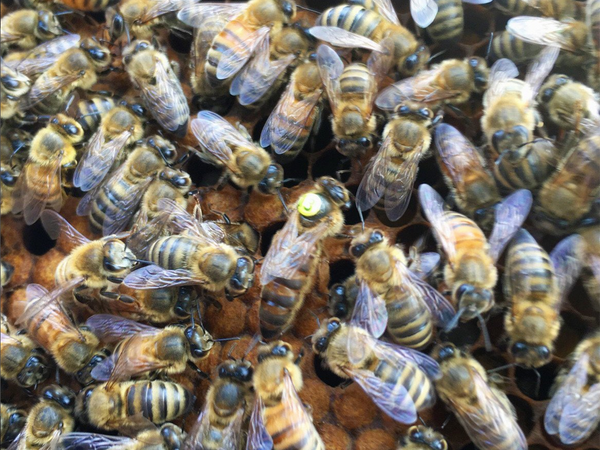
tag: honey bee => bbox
[76,380,194,431]
[544,330,600,445]
[434,123,501,229]
[106,0,190,41]
[259,177,351,339]
[16,283,109,383]
[533,128,600,235]
[376,57,489,112]
[418,184,532,326]
[1,313,49,388]
[73,101,147,193]
[123,198,255,299]
[13,385,75,450]
[494,0,576,19]
[206,211,260,256]
[58,424,185,450]
[581,226,600,304]
[311,0,430,77]
[76,135,179,236]
[397,426,448,450]
[0,130,30,216]
[488,30,545,65]
[18,0,119,13]
[247,341,324,450]
[587,0,600,90]
[312,318,440,423]
[432,343,527,450]
[328,275,359,320]
[424,0,494,43]
[260,59,324,162]
[11,114,84,225]
[190,111,284,196]
[346,228,454,350]
[0,9,62,52]
[504,229,583,368]
[1,261,14,288]
[230,24,311,108]
[25,37,112,115]
[0,403,26,447]
[122,40,189,137]
[482,46,558,156]
[72,93,119,137]
[183,359,254,450]
[0,60,30,120]
[316,43,392,158]
[537,74,600,132]
[355,102,437,222]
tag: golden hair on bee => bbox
[0,9,62,52]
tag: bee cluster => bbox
[0,0,599,447]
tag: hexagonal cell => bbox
[311,147,351,181]
[313,353,346,388]
[554,311,589,358]
[508,395,535,437]
[514,361,559,401]
[259,221,286,257]
[328,259,355,287]
[472,347,509,375]
[22,220,55,256]
[439,318,481,348]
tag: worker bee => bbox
[533,128,600,235]
[424,0,494,43]
[0,61,30,120]
[260,59,324,162]
[122,39,189,137]
[123,198,255,299]
[376,57,489,112]
[328,275,359,320]
[504,229,583,368]
[482,46,558,156]
[581,226,600,304]
[537,74,600,132]
[0,403,26,447]
[203,209,260,256]
[311,0,430,77]
[247,341,324,450]
[259,177,351,339]
[183,359,254,450]
[494,0,576,18]
[19,0,119,12]
[418,184,532,327]
[25,37,112,115]
[0,130,31,216]
[397,426,448,450]
[545,330,600,445]
[57,424,185,450]
[346,228,454,350]
[434,123,501,229]
[76,380,194,430]
[76,135,179,236]
[106,0,190,41]
[316,42,392,158]
[1,261,14,288]
[73,100,147,193]
[432,343,527,450]
[11,114,84,225]
[488,30,545,65]
[313,318,440,423]
[12,385,75,450]
[355,102,437,222]
[587,0,600,91]
[190,111,284,196]
[0,314,49,388]
[72,93,119,137]
[0,9,62,52]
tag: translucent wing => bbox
[483,58,520,107]
[57,432,135,450]
[155,198,226,244]
[488,189,532,262]
[418,184,457,262]
[350,279,388,338]
[26,71,82,108]
[217,26,270,80]
[309,27,384,53]
[550,234,583,302]
[177,3,247,27]
[367,38,394,84]
[101,177,154,236]
[524,45,559,101]
[5,34,80,76]
[191,111,245,171]
[409,252,441,279]
[1,331,21,346]
[410,0,438,28]
[185,403,244,450]
[85,314,158,343]
[507,16,577,51]
[40,210,90,246]
[382,143,424,221]
[124,265,206,289]
[246,396,272,450]
[355,134,394,212]
[139,0,190,23]
[279,370,319,442]
[372,0,401,25]
[316,44,344,115]
[183,402,210,450]
[372,336,441,379]
[558,383,600,445]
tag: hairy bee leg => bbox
[99,290,136,304]
[188,361,209,379]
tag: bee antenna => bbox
[477,311,492,352]
[357,203,365,231]
[487,362,515,373]
[296,4,321,14]
[213,336,240,343]
[485,32,494,63]
[418,415,428,427]
[440,415,451,430]
[227,341,239,360]
[195,300,205,333]
[309,309,321,326]
[427,49,447,63]
[125,23,131,45]
[277,189,289,214]
[444,307,465,333]
[242,334,262,361]
[54,10,75,16]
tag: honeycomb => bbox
[1,0,599,449]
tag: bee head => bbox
[4,408,26,443]
[469,57,489,92]
[218,360,254,382]
[147,135,178,166]
[400,45,429,76]
[102,239,137,273]
[539,74,571,104]
[75,348,110,385]
[17,349,49,388]
[336,135,372,158]
[36,10,62,40]
[406,426,448,450]
[510,341,551,368]
[454,284,493,320]
[185,325,214,359]
[42,384,76,411]
[317,176,351,210]
[160,424,184,450]
[491,125,530,154]
[174,286,196,318]
[257,341,293,363]
[159,168,192,192]
[349,229,385,258]
[311,318,341,354]
[432,342,457,362]
[226,255,255,299]
[328,283,351,319]
[106,7,125,41]
[257,163,284,195]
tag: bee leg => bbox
[294,348,305,366]
[188,361,209,379]
[106,276,124,284]
[99,290,136,304]
[339,379,353,389]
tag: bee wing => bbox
[356,133,394,212]
[40,210,90,246]
[137,56,189,134]
[216,26,270,81]
[279,369,318,436]
[451,371,527,450]
[408,251,441,279]
[316,44,344,115]
[309,27,384,53]
[39,429,63,450]
[139,0,189,23]
[545,353,590,435]
[367,38,394,84]
[373,336,441,379]
[410,0,439,28]
[26,71,82,108]
[219,408,245,450]
[418,184,458,262]
[86,314,158,344]
[260,211,328,285]
[177,3,247,28]
[191,111,240,170]
[124,265,206,289]
[5,35,80,77]
[73,127,132,192]
[246,396,273,450]
[183,400,210,449]
[6,431,24,450]
[76,164,128,216]
[57,433,135,450]
[383,142,424,221]
[260,78,322,153]
[155,198,226,244]
[524,45,559,101]
[488,189,533,262]
[550,234,583,302]
[372,0,401,25]
[558,383,600,445]
[484,58,520,106]
[349,279,388,339]
[1,331,22,346]
[507,16,577,51]
[101,177,154,237]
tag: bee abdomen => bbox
[507,232,554,297]
[89,174,138,232]
[427,0,463,42]
[490,32,541,64]
[373,359,435,410]
[317,5,382,38]
[206,21,253,86]
[494,143,555,192]
[386,301,433,350]
[264,402,325,450]
[148,236,196,269]
[124,381,193,424]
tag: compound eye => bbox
[282,1,294,16]
[398,105,410,115]
[541,88,554,102]
[511,342,528,355]
[314,337,327,352]
[537,346,551,360]
[419,108,431,118]
[350,243,366,258]
[358,137,371,148]
[327,318,340,332]
[63,124,79,135]
[405,54,418,71]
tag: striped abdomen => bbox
[263,400,325,450]
[317,5,383,39]
[75,96,116,136]
[591,0,600,48]
[260,248,321,339]
[386,290,433,350]
[148,236,198,270]
[122,381,193,424]
[427,0,463,42]
[191,16,229,96]
[57,0,117,12]
[445,211,487,251]
[490,32,542,64]
[340,63,375,108]
[494,0,539,15]
[22,161,63,211]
